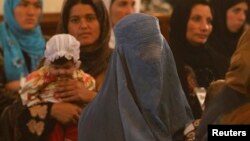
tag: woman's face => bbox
[67,4,100,46]
[226,2,248,33]
[14,0,41,30]
[186,4,213,46]
[110,0,135,26]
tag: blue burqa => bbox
[78,13,193,141]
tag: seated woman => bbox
[169,0,221,119]
[78,13,193,141]
[59,0,112,90]
[0,0,45,138]
[0,0,112,140]
[0,0,45,92]
[208,0,249,78]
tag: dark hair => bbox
[170,0,212,44]
[58,0,112,76]
[61,0,110,40]
[51,56,74,65]
[209,0,249,37]
[169,0,213,96]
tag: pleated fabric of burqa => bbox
[78,13,193,141]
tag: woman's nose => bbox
[238,12,246,22]
[27,5,35,15]
[80,19,88,29]
[125,5,135,15]
[200,21,211,31]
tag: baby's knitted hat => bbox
[45,34,81,67]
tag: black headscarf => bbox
[78,13,193,141]
[169,0,220,119]
[208,0,249,73]
[170,0,217,91]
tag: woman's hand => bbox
[51,102,82,125]
[55,79,97,105]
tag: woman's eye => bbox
[191,16,201,22]
[86,14,97,22]
[70,18,80,24]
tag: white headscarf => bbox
[102,0,141,13]
[102,0,141,48]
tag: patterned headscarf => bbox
[0,0,45,81]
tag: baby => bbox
[19,34,95,141]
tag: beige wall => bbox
[0,0,64,14]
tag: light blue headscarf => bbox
[78,13,193,141]
[0,0,45,82]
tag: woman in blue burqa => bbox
[78,13,193,141]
